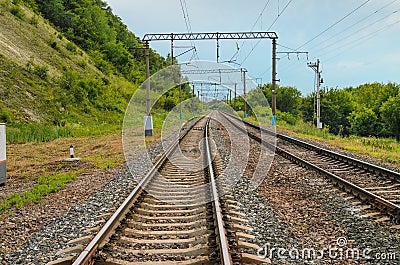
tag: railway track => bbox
[61,113,265,265]
[219,111,400,223]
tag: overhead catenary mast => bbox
[308,59,323,129]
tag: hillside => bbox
[0,0,166,139]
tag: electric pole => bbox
[243,69,247,118]
[308,59,323,129]
[234,83,237,111]
[179,84,182,120]
[144,41,153,136]
[272,38,277,126]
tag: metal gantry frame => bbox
[181,68,247,112]
[189,81,231,103]
[143,31,278,135]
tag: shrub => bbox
[29,15,38,27]
[10,5,25,20]
[33,64,49,80]
[77,59,87,69]
[65,42,76,54]
[0,107,12,123]
[277,111,297,125]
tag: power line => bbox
[179,0,199,61]
[322,15,400,63]
[313,9,399,56]
[295,0,371,50]
[234,0,272,63]
[306,0,399,52]
[240,0,295,65]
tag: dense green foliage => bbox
[0,0,177,142]
[255,82,400,141]
[33,0,166,81]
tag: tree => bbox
[380,94,400,141]
[320,88,354,135]
[348,107,380,137]
[261,84,302,114]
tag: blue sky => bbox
[106,0,400,96]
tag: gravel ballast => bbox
[0,136,172,264]
[1,115,399,265]
[212,114,400,265]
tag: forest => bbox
[248,82,400,141]
[1,0,194,142]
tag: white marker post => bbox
[144,116,153,137]
[66,145,79,161]
[0,123,6,186]
[70,145,74,158]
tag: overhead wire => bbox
[313,9,399,56]
[255,40,301,78]
[267,0,294,31]
[240,0,295,65]
[232,0,272,64]
[179,0,200,62]
[279,0,399,76]
[322,13,400,63]
[306,0,399,52]
[295,0,371,50]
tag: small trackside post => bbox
[70,145,75,158]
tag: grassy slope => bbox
[0,2,99,122]
[0,1,139,130]
[0,2,133,214]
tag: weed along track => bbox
[219,111,400,223]
[56,113,264,265]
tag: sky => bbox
[105,0,400,96]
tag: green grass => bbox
[0,172,77,213]
[278,119,336,140]
[6,123,121,144]
[85,154,120,170]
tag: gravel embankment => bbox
[212,117,400,265]
[1,115,399,265]
[0,135,174,265]
[277,130,400,174]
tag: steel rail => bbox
[220,111,400,221]
[205,118,232,265]
[223,111,400,181]
[72,118,200,265]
